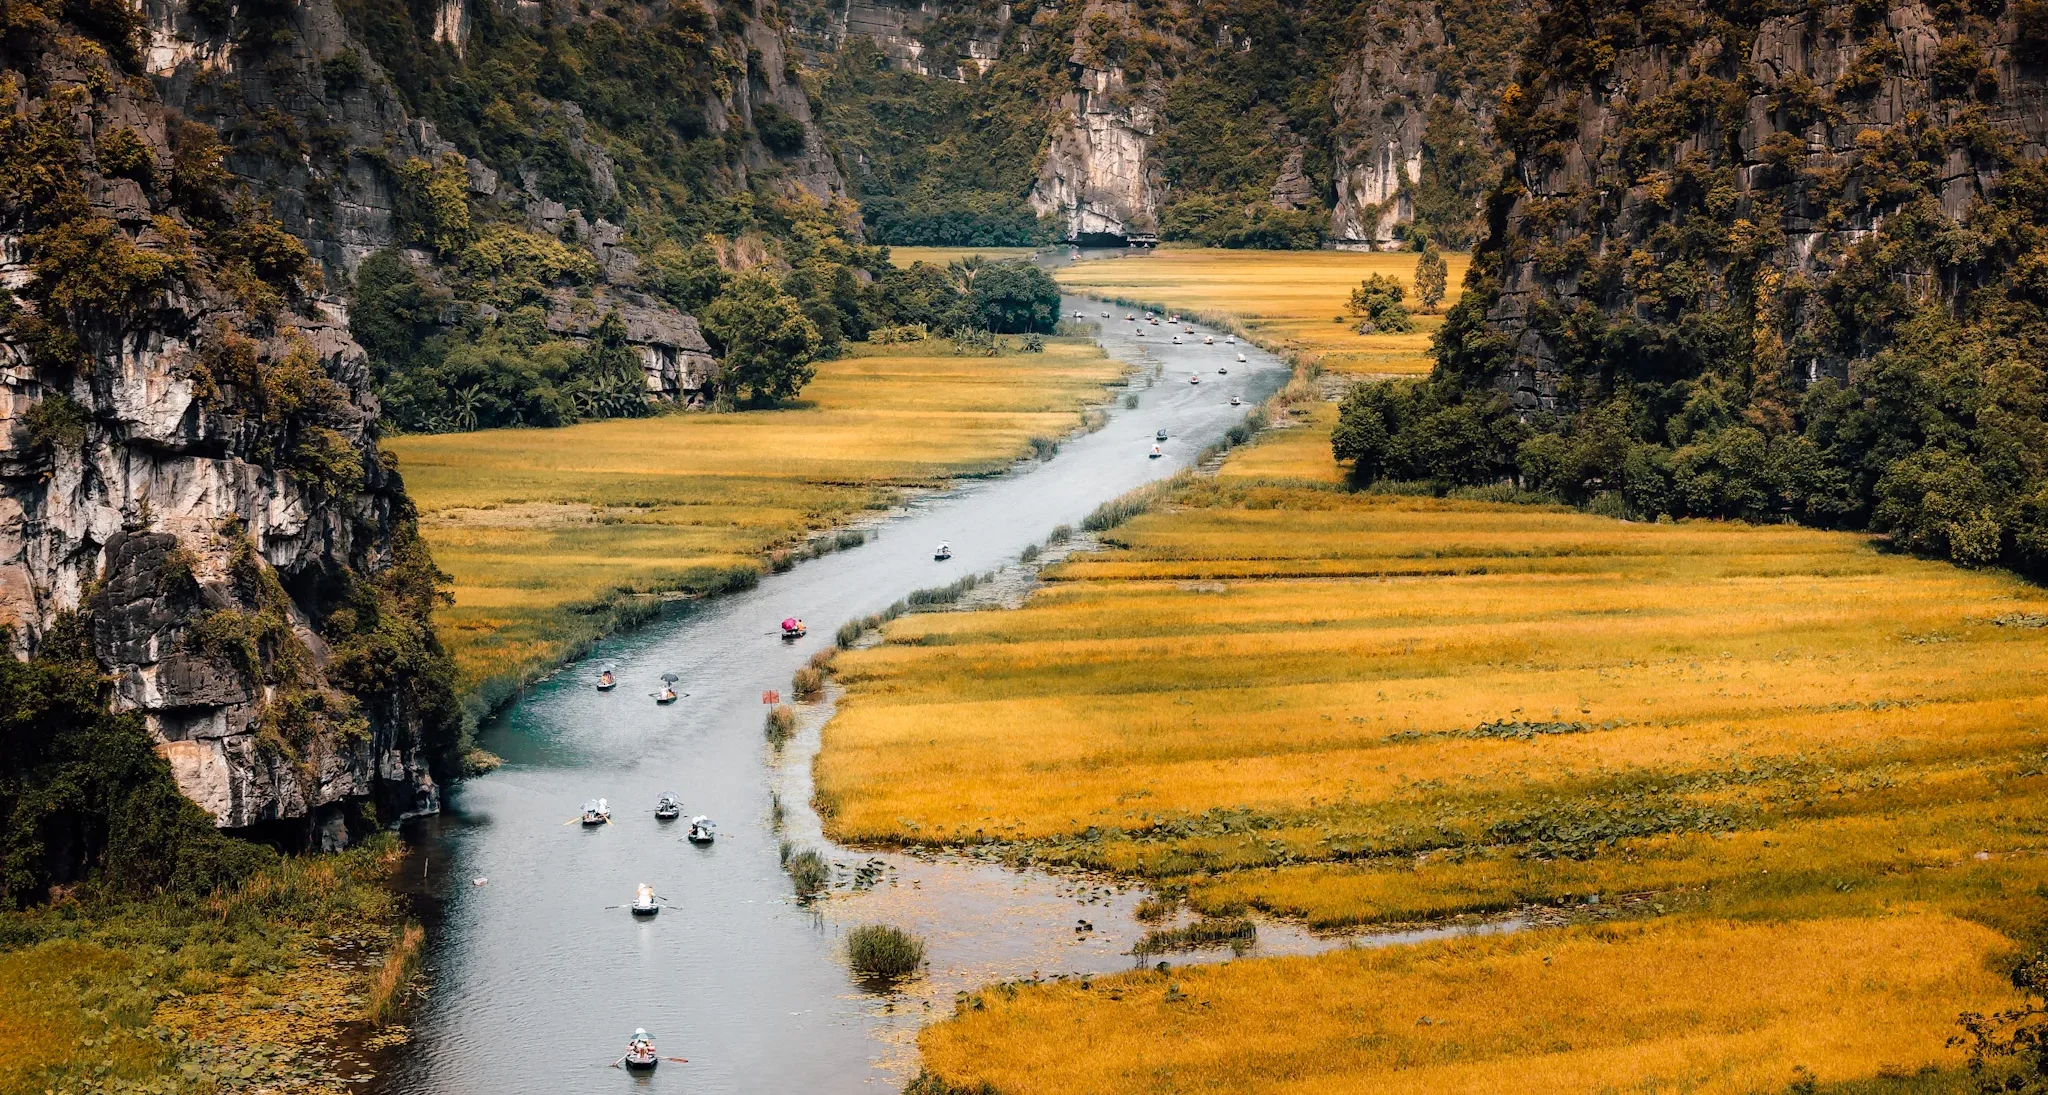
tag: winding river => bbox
[378,296,1307,1092]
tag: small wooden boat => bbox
[622,1030,659,1070]
[782,618,807,641]
[656,686,678,705]
[1203,336,1213,345]
[1189,374,1200,384]
[687,816,717,844]
[655,793,682,820]
[1236,353,1247,362]
[1156,429,1168,441]
[934,541,953,561]
[1219,366,1228,375]
[630,882,660,917]
[1225,336,1236,344]
[1171,336,1182,344]
[1231,396,1242,406]
[581,798,611,826]
[1149,445,1162,459]
[595,665,617,691]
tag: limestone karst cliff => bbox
[811,0,1524,247]
[1,0,853,850]
[1341,0,2048,578]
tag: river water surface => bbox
[380,300,1323,1092]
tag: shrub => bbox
[845,923,925,980]
[1346,273,1413,333]
[791,665,823,700]
[836,619,864,648]
[94,126,153,183]
[764,703,796,745]
[25,392,88,451]
[753,102,807,155]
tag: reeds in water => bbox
[764,703,796,746]
[366,923,426,1026]
[784,847,830,899]
[846,923,926,981]
[1134,918,1255,955]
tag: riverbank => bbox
[0,836,419,1095]
[384,335,1126,719]
[1053,247,1472,377]
[819,411,2048,1093]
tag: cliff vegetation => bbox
[1340,0,2048,579]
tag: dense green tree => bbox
[966,261,1061,334]
[703,271,823,404]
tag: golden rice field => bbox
[818,416,2048,1094]
[887,245,1042,268]
[1055,246,1472,376]
[385,337,1123,699]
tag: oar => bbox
[666,1057,690,1063]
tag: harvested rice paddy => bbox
[1055,247,1472,376]
[819,415,2048,1094]
[385,337,1123,699]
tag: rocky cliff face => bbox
[1031,62,1163,240]
[1473,0,2048,412]
[144,0,840,408]
[1,28,458,843]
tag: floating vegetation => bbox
[764,703,796,746]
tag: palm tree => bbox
[948,254,986,293]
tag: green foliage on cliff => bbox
[0,647,274,908]
[817,37,1058,246]
[1338,0,2048,580]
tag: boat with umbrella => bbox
[654,672,681,704]
[781,617,807,640]
[654,792,682,820]
[933,541,952,561]
[579,798,611,826]
[687,816,717,844]
[612,1028,685,1071]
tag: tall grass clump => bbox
[846,923,927,981]
[1020,542,1042,563]
[1124,392,1140,409]
[836,618,865,648]
[1028,436,1060,461]
[1048,524,1071,543]
[764,703,796,746]
[1134,918,1255,954]
[898,571,988,610]
[366,923,426,1025]
[784,847,830,899]
[1082,473,1189,532]
[792,666,824,700]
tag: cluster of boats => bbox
[583,798,713,1068]
[592,664,684,704]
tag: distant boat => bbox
[782,618,807,640]
[1172,336,1182,344]
[934,541,953,561]
[595,664,617,691]
[1203,336,1213,345]
[1226,336,1236,344]
[1236,353,1246,362]
[581,798,611,826]
[1156,429,1168,441]
[655,792,682,820]
[1219,366,1228,375]
[620,1029,659,1070]
[1149,445,1162,459]
[630,882,660,917]
[1231,396,1242,406]
[687,816,717,844]
[1189,374,1201,384]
